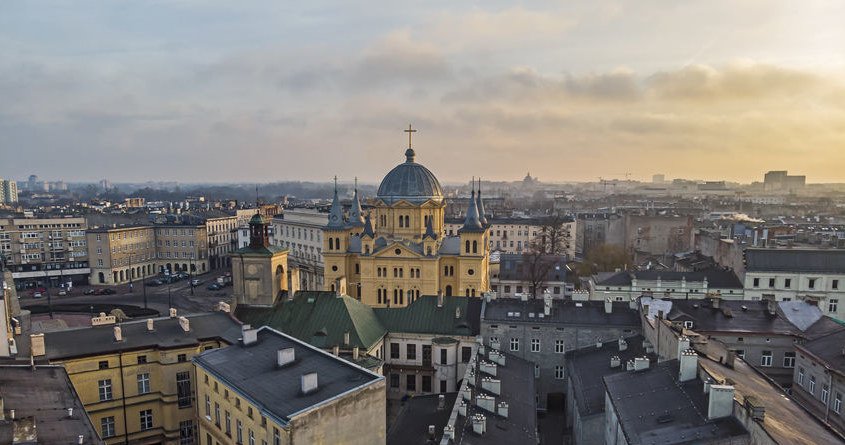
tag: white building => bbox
[272,209,326,291]
[588,270,744,302]
[744,248,845,320]
[445,216,576,259]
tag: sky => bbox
[2,1,845,184]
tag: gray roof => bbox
[459,190,484,233]
[323,182,347,230]
[656,298,802,336]
[193,327,383,425]
[603,360,748,445]
[438,237,461,255]
[387,393,458,445]
[0,365,104,445]
[566,335,649,417]
[28,312,242,360]
[797,329,845,376]
[596,270,743,289]
[746,248,845,273]
[377,149,444,204]
[483,299,640,328]
[348,186,365,227]
[497,253,567,282]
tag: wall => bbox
[290,379,386,445]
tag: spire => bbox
[324,175,346,229]
[476,177,488,226]
[362,212,375,238]
[348,177,365,227]
[423,211,437,240]
[460,177,484,233]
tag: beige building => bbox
[1,216,89,288]
[445,216,576,258]
[88,226,156,285]
[154,224,210,275]
[194,325,386,445]
[322,147,490,306]
[205,215,238,270]
[0,179,18,204]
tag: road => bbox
[18,271,234,317]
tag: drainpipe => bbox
[119,352,129,445]
[825,368,833,423]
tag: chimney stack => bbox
[604,297,612,314]
[178,316,190,332]
[277,348,295,367]
[471,414,487,436]
[633,356,649,371]
[169,308,177,318]
[610,356,621,368]
[707,385,735,419]
[455,307,462,319]
[438,394,446,410]
[497,401,509,418]
[677,335,690,358]
[146,319,154,332]
[711,296,720,309]
[353,346,360,361]
[618,338,628,351]
[679,349,698,382]
[343,331,350,346]
[113,326,122,342]
[437,290,444,308]
[242,325,258,346]
[332,345,339,356]
[301,372,318,394]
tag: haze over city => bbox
[3,1,845,183]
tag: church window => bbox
[377,289,382,304]
[466,288,470,297]
[335,238,340,249]
[449,266,454,276]
[416,289,420,300]
[399,289,404,305]
[332,265,338,272]
[472,289,476,297]
[395,248,402,255]
[404,215,410,227]
[355,263,359,274]
[377,268,381,277]
[394,289,398,304]
[472,240,477,253]
[399,268,403,278]
[465,241,470,253]
[444,266,449,276]
[468,269,474,275]
[329,238,334,250]
[394,268,398,278]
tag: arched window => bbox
[444,265,449,275]
[393,289,398,304]
[471,289,476,297]
[466,288,470,297]
[335,238,340,249]
[98,272,105,283]
[472,240,477,254]
[399,216,404,228]
[450,266,454,276]
[404,215,409,227]
[377,289,382,304]
[329,238,334,250]
[465,241,470,253]
[445,285,453,296]
[399,289,404,305]
[416,289,420,300]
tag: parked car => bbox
[207,283,221,291]
[191,279,201,287]
[83,289,96,295]
[57,290,67,296]
[101,289,117,295]
[147,279,162,287]
[177,273,190,279]
[33,292,43,298]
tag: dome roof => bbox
[377,148,443,204]
[249,213,269,225]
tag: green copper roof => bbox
[232,245,288,256]
[373,295,479,337]
[249,213,269,225]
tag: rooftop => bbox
[796,329,845,376]
[193,327,383,424]
[603,360,748,445]
[482,298,640,328]
[387,393,458,445]
[746,248,845,273]
[0,365,104,445]
[497,253,567,282]
[595,269,743,289]
[643,297,804,336]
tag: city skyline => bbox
[2,1,845,183]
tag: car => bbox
[93,289,104,295]
[83,289,96,295]
[101,289,117,295]
[57,290,67,296]
[191,279,201,287]
[178,273,190,279]
[146,280,162,287]
[207,283,221,291]
[32,292,43,298]
[34,287,47,293]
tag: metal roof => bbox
[377,150,444,205]
[746,248,845,273]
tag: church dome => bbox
[377,148,444,204]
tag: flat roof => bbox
[483,299,640,328]
[193,326,383,424]
[0,365,104,445]
[387,393,458,445]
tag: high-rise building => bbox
[0,216,89,288]
[0,179,18,204]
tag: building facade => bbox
[1,216,89,289]
[87,226,156,285]
[322,147,490,306]
[0,179,18,204]
[445,216,576,259]
[206,215,238,270]
[272,209,326,291]
[589,270,745,302]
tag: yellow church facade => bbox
[322,142,491,308]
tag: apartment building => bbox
[270,210,324,291]
[29,310,242,445]
[0,216,89,289]
[792,329,845,437]
[87,226,156,285]
[445,216,576,258]
[0,179,18,204]
[205,215,238,270]
[153,224,210,275]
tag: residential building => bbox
[792,329,845,437]
[480,296,640,410]
[0,216,89,289]
[764,170,806,193]
[744,248,845,320]
[445,216,576,259]
[589,269,744,302]
[491,253,569,299]
[574,212,624,257]
[0,179,18,204]
[0,364,104,444]
[194,325,386,445]
[272,209,326,291]
[322,147,490,305]
[24,310,242,445]
[87,226,156,285]
[153,224,210,275]
[205,215,238,270]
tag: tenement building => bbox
[1,216,90,289]
[321,142,490,306]
[272,209,327,291]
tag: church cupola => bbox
[248,213,270,248]
[348,177,365,227]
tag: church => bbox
[322,131,491,307]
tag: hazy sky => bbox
[2,1,845,184]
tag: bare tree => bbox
[534,215,569,255]
[521,237,564,298]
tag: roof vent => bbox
[610,356,621,368]
[242,325,258,346]
[633,356,649,371]
[301,372,318,394]
[169,308,177,318]
[178,316,190,332]
[277,348,295,367]
[113,326,123,342]
[146,319,154,332]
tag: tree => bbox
[576,243,633,276]
[532,215,570,255]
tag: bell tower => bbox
[230,212,290,309]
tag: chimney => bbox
[78,435,84,444]
[428,425,436,440]
[677,335,690,358]
[618,338,628,351]
[596,339,603,349]
[711,296,720,309]
[679,349,698,382]
[458,400,467,417]
[703,378,713,394]
[633,356,649,371]
[113,326,123,342]
[67,407,73,418]
[766,298,777,315]
[471,414,487,435]
[438,394,446,410]
[178,316,190,332]
[242,325,258,346]
[476,394,496,413]
[455,307,462,319]
[353,346,360,361]
[610,356,621,368]
[481,377,501,395]
[708,385,735,419]
[146,319,154,332]
[343,331,350,346]
[301,372,318,394]
[604,297,612,314]
[497,401,509,418]
[277,348,295,367]
[437,290,444,308]
[443,425,455,440]
[332,345,339,356]
[217,301,231,313]
[169,308,177,318]
[479,360,497,376]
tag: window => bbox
[534,364,540,378]
[510,338,519,351]
[835,393,842,414]
[768,278,775,288]
[249,430,255,445]
[214,403,221,426]
[140,409,153,431]
[753,278,760,288]
[247,406,253,419]
[735,350,745,359]
[407,344,416,360]
[461,346,472,363]
[440,348,448,364]
[137,355,147,364]
[177,371,192,408]
[225,411,231,435]
[809,376,816,394]
[98,379,112,401]
[489,336,499,347]
[422,375,432,392]
[555,366,564,379]
[834,279,840,290]
[555,340,565,354]
[98,360,109,369]
[822,385,830,404]
[761,350,773,367]
[101,416,115,438]
[137,373,151,394]
[809,278,816,289]
[274,428,281,445]
[180,420,195,445]
[783,352,796,368]
[237,420,243,444]
[178,353,187,362]
[390,374,400,388]
[785,278,792,288]
[406,375,416,391]
[390,343,399,359]
[798,367,805,385]
[531,338,540,352]
[205,395,211,418]
[829,299,838,313]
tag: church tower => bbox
[230,213,290,308]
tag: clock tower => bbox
[230,212,290,308]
